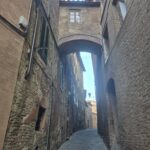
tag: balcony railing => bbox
[60,0,100,7]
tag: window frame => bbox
[69,9,81,24]
[38,16,49,64]
[102,23,110,62]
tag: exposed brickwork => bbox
[0,21,24,150]
[2,1,87,149]
[100,0,150,149]
[0,0,32,27]
[0,0,32,148]
[3,1,66,149]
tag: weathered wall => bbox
[85,103,92,128]
[0,0,32,27]
[3,1,87,150]
[90,100,97,129]
[0,0,32,148]
[42,0,59,38]
[85,100,97,128]
[101,0,150,149]
[0,22,24,150]
[3,1,66,149]
[59,6,101,39]
[67,53,86,131]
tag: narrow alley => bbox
[1,0,150,150]
[59,129,107,150]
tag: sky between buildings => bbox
[80,52,96,100]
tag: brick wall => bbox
[3,1,65,149]
[101,0,150,149]
[0,0,32,149]
[0,23,24,150]
[0,0,32,27]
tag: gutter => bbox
[0,15,26,37]
[25,6,39,79]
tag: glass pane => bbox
[70,19,75,23]
[70,12,74,15]
[119,1,127,19]
[76,12,79,15]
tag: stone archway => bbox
[58,34,102,46]
[58,35,103,129]
[58,34,102,55]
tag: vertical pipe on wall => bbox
[25,5,39,79]
[46,82,54,150]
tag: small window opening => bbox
[69,10,81,23]
[35,105,46,131]
[103,24,110,61]
[35,146,39,150]
[38,17,49,64]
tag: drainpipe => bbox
[46,82,54,150]
[25,5,39,79]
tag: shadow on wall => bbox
[106,78,121,150]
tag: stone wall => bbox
[101,0,150,149]
[0,0,32,27]
[66,53,86,132]
[59,5,101,40]
[3,1,67,149]
[0,22,24,150]
[3,1,87,149]
[0,0,32,148]
[85,100,97,128]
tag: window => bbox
[38,17,49,64]
[69,10,81,23]
[103,24,110,62]
[35,105,46,131]
[35,146,39,150]
[118,0,127,19]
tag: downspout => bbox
[25,5,39,79]
[46,82,54,150]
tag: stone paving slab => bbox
[58,129,108,150]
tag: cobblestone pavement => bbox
[58,129,108,150]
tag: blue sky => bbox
[80,52,96,100]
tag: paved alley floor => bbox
[58,129,108,150]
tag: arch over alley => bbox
[58,35,103,55]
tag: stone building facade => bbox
[58,0,102,54]
[0,0,32,149]
[58,3,103,148]
[0,0,86,150]
[85,100,97,129]
[64,53,86,137]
